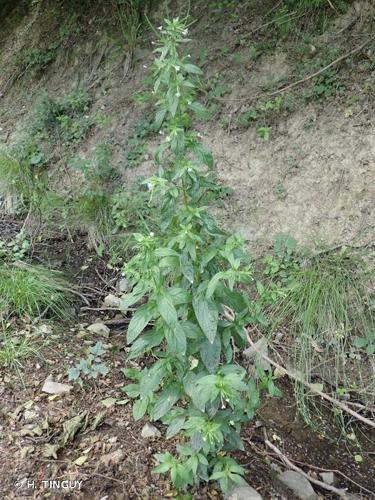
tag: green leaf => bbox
[200,335,221,373]
[180,252,194,284]
[155,108,167,129]
[193,296,218,344]
[367,344,375,355]
[127,304,154,344]
[353,337,368,348]
[133,397,148,421]
[169,287,190,305]
[120,283,146,311]
[159,294,178,326]
[128,328,165,360]
[192,374,219,409]
[181,321,202,339]
[155,247,179,258]
[68,366,80,381]
[153,461,171,473]
[122,383,140,398]
[189,101,207,118]
[165,323,187,355]
[166,416,186,438]
[206,272,224,299]
[183,63,202,74]
[139,363,166,397]
[153,385,181,421]
[216,284,248,312]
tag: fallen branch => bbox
[245,330,375,429]
[268,37,375,97]
[265,438,349,498]
[223,307,375,429]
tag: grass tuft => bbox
[0,330,40,378]
[267,247,374,426]
[0,263,72,320]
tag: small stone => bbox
[87,322,110,338]
[141,422,161,438]
[104,294,121,308]
[243,337,271,371]
[100,449,125,467]
[277,470,318,500]
[226,484,263,500]
[23,410,38,421]
[319,472,335,485]
[118,278,131,293]
[41,375,72,395]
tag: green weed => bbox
[275,183,287,200]
[0,263,72,320]
[266,244,374,426]
[0,329,40,378]
[120,18,266,494]
[257,126,270,140]
[33,88,92,143]
[68,341,110,383]
[124,114,155,168]
[114,0,142,51]
[0,233,30,262]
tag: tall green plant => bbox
[121,18,263,493]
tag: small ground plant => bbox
[0,263,72,320]
[33,88,93,143]
[264,241,374,426]
[0,327,40,380]
[68,341,110,383]
[121,18,266,493]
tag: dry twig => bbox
[267,37,375,97]
[223,307,375,429]
[265,438,349,497]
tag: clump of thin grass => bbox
[267,247,374,427]
[0,152,32,212]
[0,262,72,320]
[0,330,40,380]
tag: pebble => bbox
[277,470,318,500]
[41,375,72,395]
[23,410,38,421]
[87,322,110,338]
[104,294,121,308]
[141,422,161,438]
[319,471,335,485]
[118,278,131,293]
[100,449,125,467]
[226,483,263,500]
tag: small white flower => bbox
[150,232,155,237]
[175,65,180,72]
[187,54,191,58]
[197,132,202,138]
[143,65,147,69]
[188,100,192,105]
[182,29,188,35]
[157,26,163,31]
[147,183,152,190]
[187,168,192,172]
[176,91,181,97]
